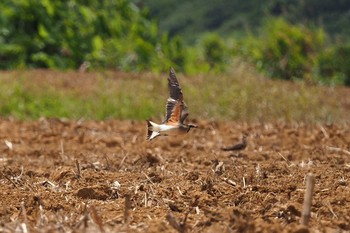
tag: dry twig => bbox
[124,194,131,224]
[318,124,329,139]
[90,205,105,233]
[2,172,18,187]
[323,200,338,219]
[278,152,291,166]
[300,173,315,226]
[19,202,29,233]
[166,213,186,233]
[75,160,81,179]
[118,154,127,170]
[83,204,89,229]
[325,146,350,156]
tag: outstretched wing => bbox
[163,67,189,124]
[168,67,182,102]
[180,102,189,123]
[166,97,183,125]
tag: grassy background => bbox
[0,66,348,123]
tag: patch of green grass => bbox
[0,67,348,123]
[181,64,348,123]
[0,72,160,120]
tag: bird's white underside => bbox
[149,121,178,132]
[148,120,183,140]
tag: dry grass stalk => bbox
[59,139,67,160]
[118,154,127,170]
[75,160,81,179]
[60,140,64,155]
[300,173,315,226]
[103,154,111,170]
[2,172,17,188]
[20,202,27,221]
[74,204,91,230]
[278,152,292,166]
[5,166,25,186]
[142,171,155,185]
[166,213,186,233]
[90,205,105,233]
[20,202,28,233]
[222,177,236,186]
[325,146,350,156]
[323,200,338,219]
[36,205,46,227]
[83,204,89,229]
[177,187,184,196]
[19,223,28,233]
[318,124,329,139]
[214,160,225,176]
[124,194,131,224]
[144,192,148,207]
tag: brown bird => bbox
[221,134,248,151]
[146,67,197,141]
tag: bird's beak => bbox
[186,124,198,132]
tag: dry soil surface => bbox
[0,118,349,232]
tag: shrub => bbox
[317,43,350,86]
[236,18,325,80]
[0,0,187,71]
[201,33,227,71]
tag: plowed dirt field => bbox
[0,118,349,232]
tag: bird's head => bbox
[186,124,198,132]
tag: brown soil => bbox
[0,118,349,232]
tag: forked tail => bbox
[146,120,160,141]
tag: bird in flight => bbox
[221,134,248,151]
[147,67,197,141]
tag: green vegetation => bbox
[0,69,348,123]
[139,0,350,42]
[317,43,350,86]
[0,72,159,120]
[1,0,350,85]
[138,0,350,85]
[235,18,325,81]
[228,17,350,85]
[0,0,186,72]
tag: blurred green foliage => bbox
[139,0,350,43]
[0,0,187,71]
[1,0,350,85]
[232,18,350,86]
[317,43,350,85]
[201,33,227,72]
[138,0,350,86]
[236,18,325,81]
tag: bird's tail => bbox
[146,120,160,141]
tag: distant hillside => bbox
[134,0,350,42]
